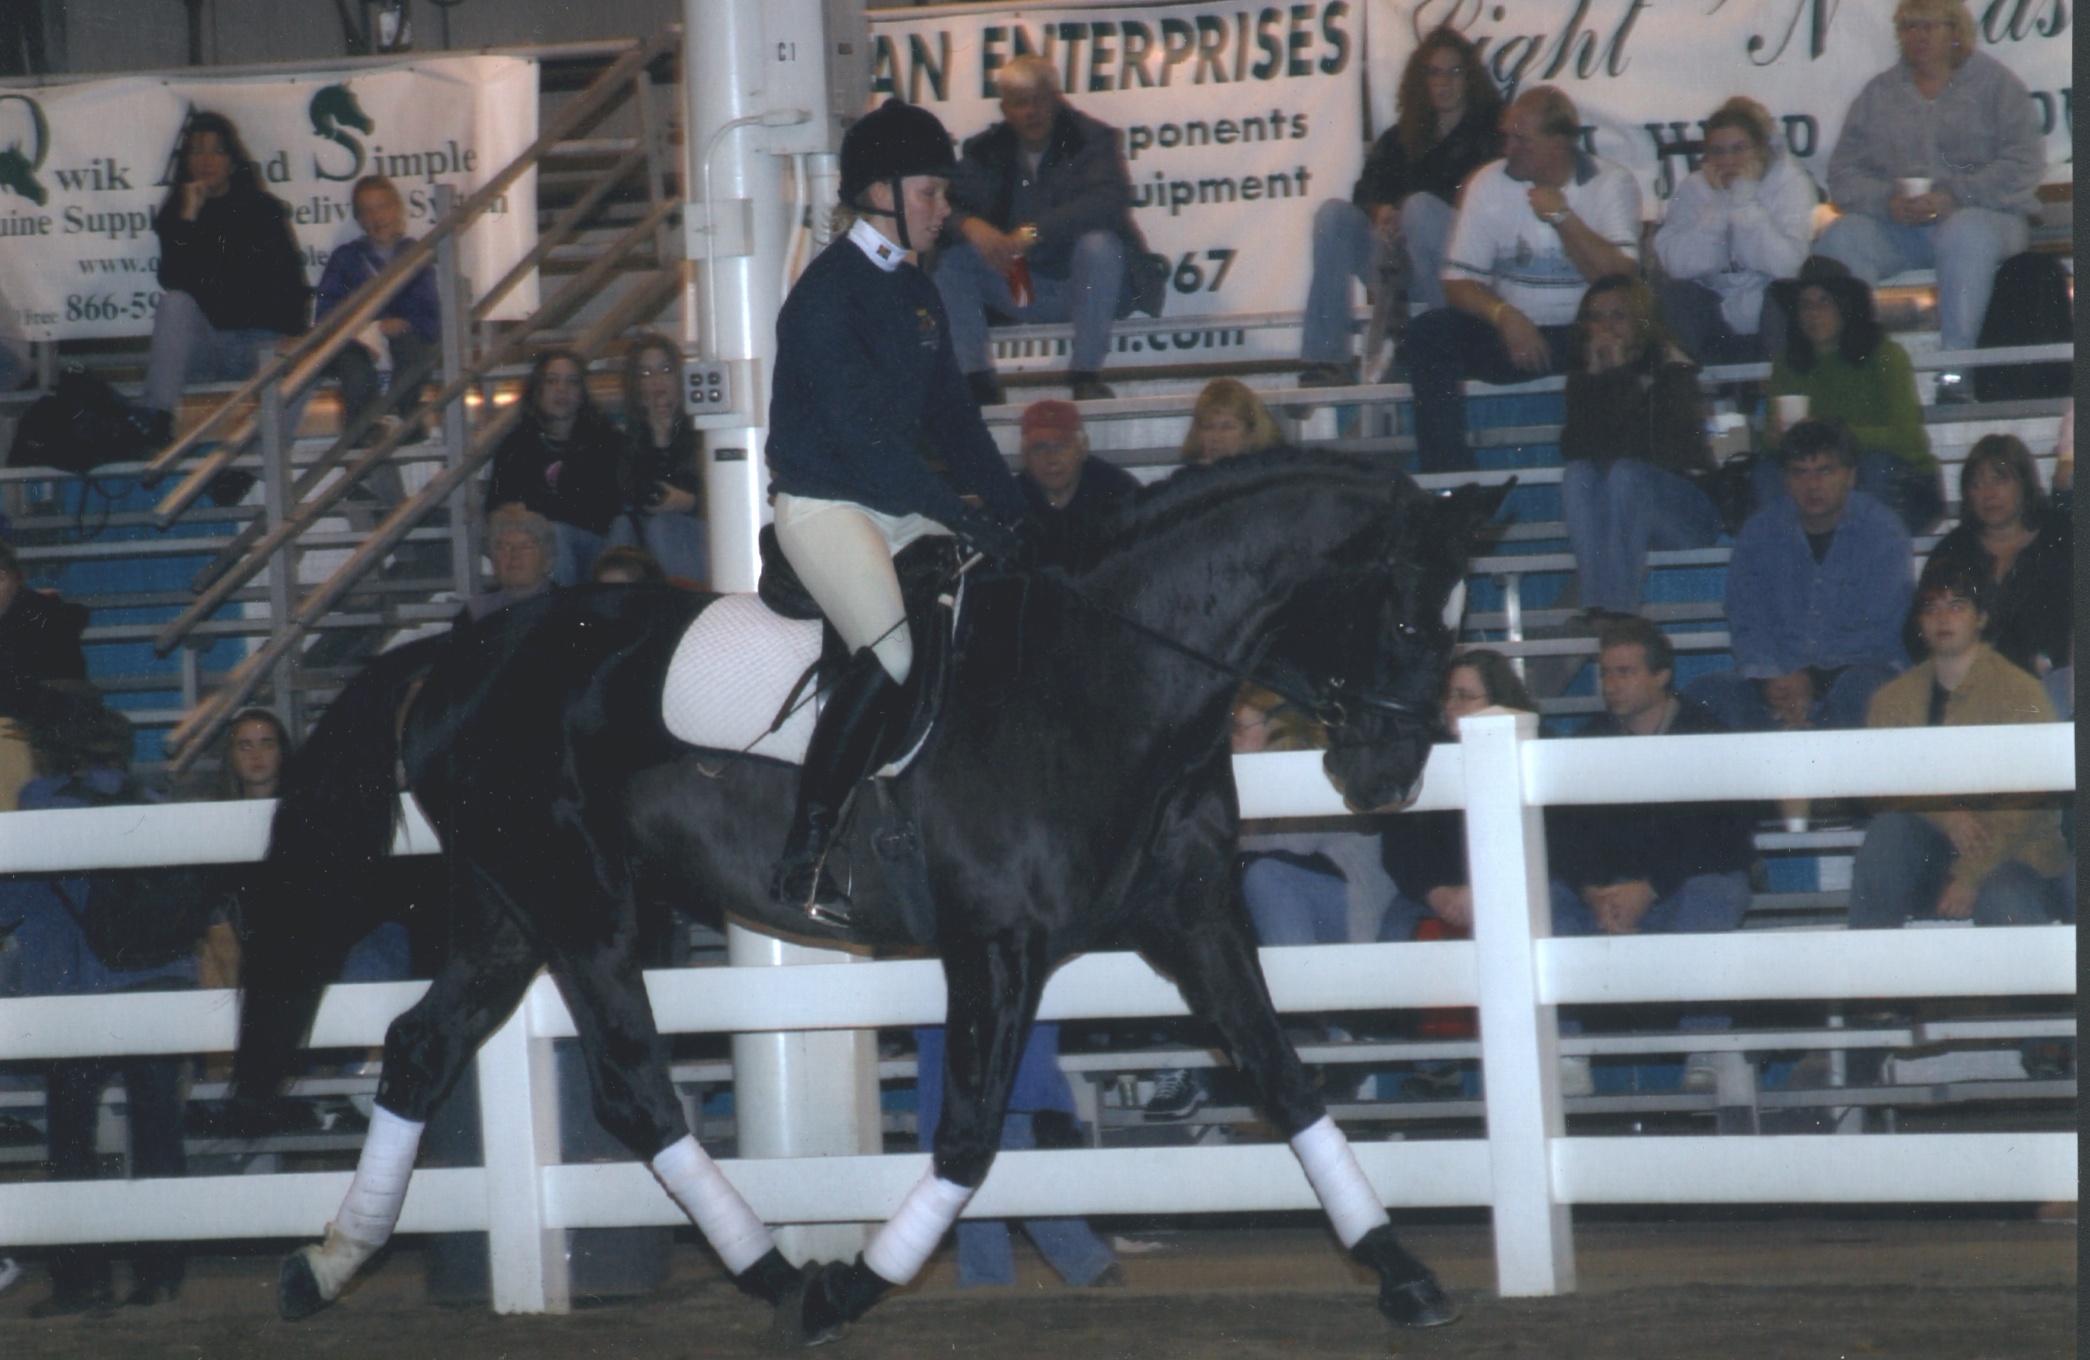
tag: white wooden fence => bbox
[0,717,2074,1311]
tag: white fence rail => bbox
[0,719,2074,1311]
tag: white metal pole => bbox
[477,974,569,1312]
[1461,708,1576,1295]
[683,0,875,1264]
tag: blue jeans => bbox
[1684,662,1901,733]
[1299,193,1453,366]
[1656,277,1776,366]
[142,289,283,414]
[607,507,709,584]
[551,521,606,587]
[1241,856,1351,946]
[1813,207,2029,353]
[1749,449,1945,537]
[913,1024,1116,1288]
[1551,871,1750,1032]
[1846,811,2073,928]
[1561,458,1723,614]
[1405,306,1576,474]
[935,231,1126,375]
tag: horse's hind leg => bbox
[1136,883,1458,1329]
[280,877,544,1321]
[787,931,1051,1346]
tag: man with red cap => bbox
[1016,398,1139,566]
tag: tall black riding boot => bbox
[771,649,904,924]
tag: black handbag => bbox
[6,364,156,477]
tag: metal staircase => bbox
[5,34,689,773]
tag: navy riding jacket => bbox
[767,234,1024,526]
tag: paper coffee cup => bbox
[1783,816,1810,834]
[1898,176,1933,197]
[1774,394,1809,424]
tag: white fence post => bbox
[727,926,884,1264]
[1461,708,1575,1295]
[476,973,569,1313]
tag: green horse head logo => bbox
[309,84,374,183]
[0,94,50,206]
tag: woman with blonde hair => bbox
[1180,379,1284,465]
[1813,0,2045,382]
[1653,95,1818,364]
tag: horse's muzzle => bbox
[1343,778,1421,816]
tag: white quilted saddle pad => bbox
[661,594,823,763]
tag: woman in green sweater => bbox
[1764,256,1941,534]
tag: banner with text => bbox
[1363,0,2071,213]
[868,0,1368,365]
[0,55,538,342]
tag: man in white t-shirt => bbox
[1404,85,1642,472]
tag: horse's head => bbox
[1271,479,1511,813]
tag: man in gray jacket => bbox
[936,55,1146,404]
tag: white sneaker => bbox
[1558,1056,1594,1097]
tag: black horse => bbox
[230,450,1508,1343]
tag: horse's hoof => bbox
[277,1246,331,1322]
[767,1262,846,1349]
[1379,1273,1460,1328]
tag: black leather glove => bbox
[952,510,1029,569]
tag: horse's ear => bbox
[1421,478,1515,553]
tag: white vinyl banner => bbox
[1363,1,2072,213]
[0,55,538,342]
[867,0,1369,366]
[866,2,2069,368]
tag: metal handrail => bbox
[144,30,678,524]
[164,266,682,764]
[153,196,681,660]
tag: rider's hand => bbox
[953,511,1029,569]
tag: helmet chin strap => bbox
[860,176,912,252]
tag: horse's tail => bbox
[228,634,449,1111]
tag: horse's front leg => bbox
[1136,874,1458,1329]
[785,930,1050,1346]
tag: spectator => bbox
[591,545,668,586]
[1911,434,2071,678]
[1016,399,1137,566]
[1653,96,1818,365]
[0,699,192,1313]
[311,175,439,446]
[0,538,87,685]
[1766,256,1940,534]
[1405,85,1642,473]
[1846,558,2071,928]
[1684,419,1911,733]
[136,112,310,448]
[0,277,27,393]
[1378,649,1536,945]
[458,506,558,624]
[1557,274,1720,617]
[1813,0,2045,397]
[1234,685,1397,949]
[1297,25,1502,387]
[1180,379,1284,466]
[1547,617,1757,1093]
[484,350,623,585]
[911,1024,1120,1288]
[938,55,1147,403]
[606,333,708,586]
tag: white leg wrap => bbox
[1291,1115,1389,1249]
[862,1170,976,1285]
[650,1134,775,1275]
[332,1106,424,1247]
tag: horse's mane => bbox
[1085,446,1414,562]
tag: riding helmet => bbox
[838,99,957,207]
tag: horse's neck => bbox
[1078,478,1378,667]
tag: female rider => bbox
[765,100,1028,918]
